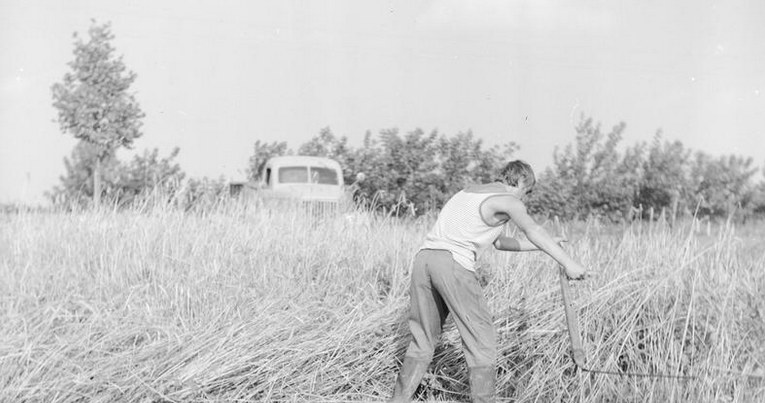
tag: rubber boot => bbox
[389,357,429,402]
[468,366,495,403]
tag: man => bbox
[389,160,589,403]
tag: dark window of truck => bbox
[278,166,309,183]
[309,167,339,185]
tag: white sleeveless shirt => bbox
[420,189,507,272]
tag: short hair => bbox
[495,160,536,189]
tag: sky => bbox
[1,0,764,204]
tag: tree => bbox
[690,152,757,219]
[636,133,690,220]
[51,21,145,206]
[297,127,356,183]
[243,127,517,215]
[528,116,636,221]
[374,128,441,213]
[297,127,350,160]
[47,141,121,208]
[114,147,185,206]
[246,140,290,181]
[751,163,765,216]
[48,143,185,209]
[174,176,229,212]
[296,127,516,215]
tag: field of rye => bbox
[1,201,764,402]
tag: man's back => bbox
[421,183,510,271]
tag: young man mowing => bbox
[389,160,589,403]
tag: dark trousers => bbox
[403,249,496,368]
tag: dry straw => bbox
[1,201,763,402]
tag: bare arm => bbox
[494,235,567,252]
[493,236,536,251]
[502,199,586,279]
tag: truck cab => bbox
[260,156,345,202]
[230,156,348,213]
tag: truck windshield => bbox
[278,166,309,183]
[278,166,339,185]
[310,167,339,185]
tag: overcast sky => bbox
[1,0,764,204]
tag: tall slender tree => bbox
[51,21,145,206]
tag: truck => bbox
[230,155,356,214]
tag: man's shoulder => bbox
[482,193,525,213]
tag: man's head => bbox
[495,160,536,195]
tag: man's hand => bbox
[564,261,589,280]
[554,237,593,280]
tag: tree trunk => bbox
[94,156,102,207]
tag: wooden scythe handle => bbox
[558,264,585,367]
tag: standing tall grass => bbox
[1,201,763,402]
